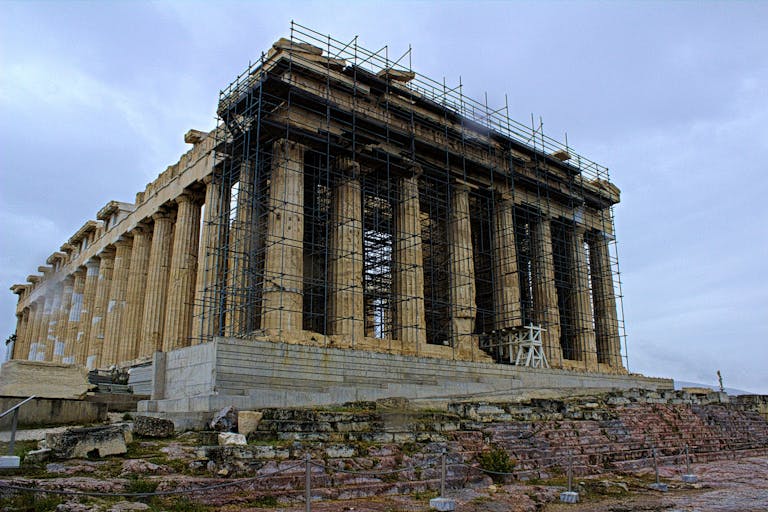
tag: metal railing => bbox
[0,395,36,456]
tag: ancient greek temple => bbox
[8,25,629,392]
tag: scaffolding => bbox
[195,22,628,371]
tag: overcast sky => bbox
[1,1,766,393]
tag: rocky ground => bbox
[1,429,766,511]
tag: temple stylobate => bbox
[9,25,628,385]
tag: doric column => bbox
[328,158,364,341]
[76,259,100,366]
[13,309,30,360]
[120,225,151,362]
[448,183,477,356]
[588,230,623,369]
[64,268,86,364]
[52,276,74,363]
[226,161,256,336]
[194,173,228,341]
[393,165,427,351]
[42,282,62,361]
[87,249,115,369]
[163,193,201,352]
[261,139,306,332]
[568,226,598,370]
[139,211,173,357]
[102,237,133,366]
[27,299,45,360]
[492,192,522,330]
[531,216,563,367]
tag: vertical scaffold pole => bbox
[305,452,311,512]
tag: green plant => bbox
[3,492,63,511]
[477,446,515,483]
[125,477,159,495]
[247,495,279,507]
[155,497,210,512]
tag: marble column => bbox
[163,193,201,352]
[120,225,151,362]
[194,173,228,341]
[64,268,86,364]
[226,162,256,336]
[13,309,30,360]
[261,139,306,332]
[87,249,115,369]
[140,211,173,357]
[531,216,563,368]
[102,237,133,366]
[393,165,427,351]
[27,299,45,360]
[328,158,364,341]
[42,282,62,361]
[568,226,598,370]
[492,192,522,330]
[448,183,477,356]
[76,259,100,366]
[52,277,74,363]
[588,230,623,369]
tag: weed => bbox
[247,495,279,507]
[477,446,515,483]
[3,492,63,511]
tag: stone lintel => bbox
[97,200,135,221]
[37,266,53,275]
[10,284,28,295]
[377,68,416,83]
[26,275,41,284]
[184,129,207,145]
[60,243,75,254]
[273,37,323,56]
[69,220,101,245]
[46,252,67,265]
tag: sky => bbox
[1,1,766,394]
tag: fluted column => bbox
[194,173,228,341]
[28,299,45,360]
[102,237,133,366]
[393,165,427,352]
[52,277,74,363]
[226,161,256,336]
[64,269,86,364]
[568,226,598,370]
[76,259,100,365]
[13,309,30,360]
[87,249,115,369]
[492,192,522,330]
[328,158,364,341]
[588,230,623,369]
[120,225,151,362]
[531,216,563,367]
[140,212,173,357]
[448,183,477,356]
[42,282,62,361]
[163,193,201,352]
[261,139,306,332]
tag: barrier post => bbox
[682,444,698,483]
[649,446,668,491]
[429,449,456,511]
[559,451,579,503]
[305,453,311,512]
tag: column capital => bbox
[336,157,360,179]
[274,138,306,154]
[152,209,174,223]
[113,235,133,248]
[99,247,116,259]
[494,189,514,203]
[175,192,197,206]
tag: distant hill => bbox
[674,380,756,396]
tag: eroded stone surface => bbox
[133,415,174,438]
[46,425,130,459]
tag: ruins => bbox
[6,25,671,422]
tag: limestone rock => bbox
[108,502,150,512]
[133,415,175,438]
[210,405,238,432]
[237,410,263,436]
[0,360,91,399]
[218,432,247,446]
[25,448,52,463]
[46,425,130,459]
[120,459,169,476]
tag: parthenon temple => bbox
[8,25,635,404]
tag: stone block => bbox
[218,432,247,446]
[0,456,20,468]
[237,410,263,436]
[0,360,90,399]
[429,497,456,511]
[210,405,238,432]
[133,415,175,438]
[24,448,52,463]
[46,425,130,459]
